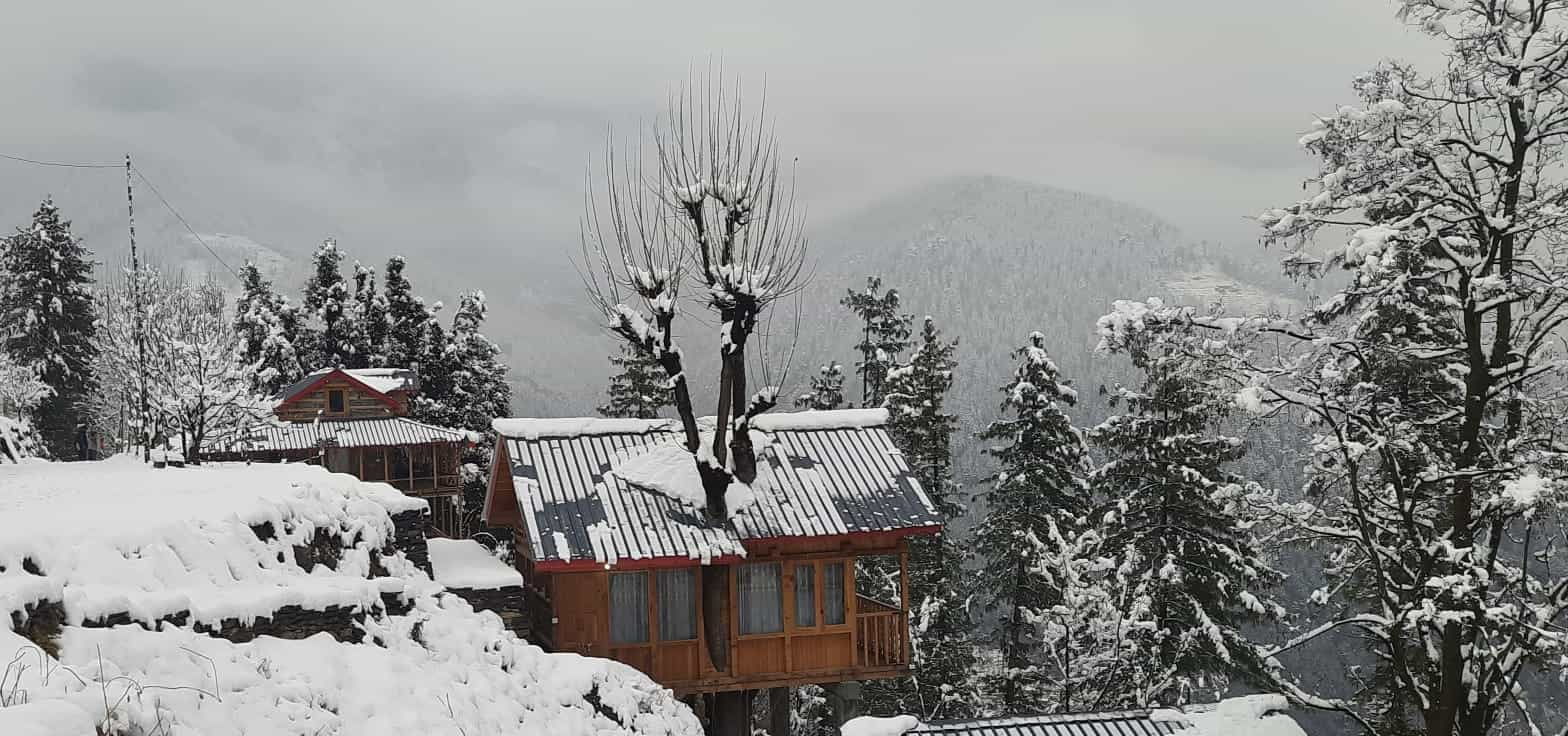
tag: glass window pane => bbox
[390,447,410,481]
[413,445,435,479]
[738,562,783,635]
[361,449,387,481]
[824,562,846,626]
[328,390,346,413]
[794,564,816,627]
[610,572,649,644]
[657,569,697,641]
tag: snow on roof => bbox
[491,409,888,440]
[844,715,923,736]
[427,538,525,590]
[1154,695,1308,736]
[750,407,887,431]
[0,457,427,628]
[274,366,419,403]
[499,415,941,570]
[911,710,1176,736]
[210,417,473,454]
[492,416,674,440]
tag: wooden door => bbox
[551,572,607,656]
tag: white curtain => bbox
[738,562,783,634]
[794,564,816,627]
[610,572,649,643]
[657,568,697,641]
[824,562,846,625]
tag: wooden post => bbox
[769,687,790,736]
[899,543,910,664]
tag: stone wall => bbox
[446,586,531,639]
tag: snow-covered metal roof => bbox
[496,409,942,570]
[910,711,1177,736]
[215,417,471,453]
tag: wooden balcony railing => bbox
[855,607,908,668]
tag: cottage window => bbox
[412,445,436,491]
[610,572,650,644]
[327,389,346,414]
[360,448,387,482]
[388,447,412,492]
[794,564,816,627]
[823,561,847,625]
[738,562,783,635]
[656,569,697,641]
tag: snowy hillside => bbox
[0,458,700,736]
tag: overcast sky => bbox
[0,0,1434,301]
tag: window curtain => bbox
[794,564,816,627]
[657,569,697,641]
[738,562,783,634]
[610,572,649,643]
[823,562,846,625]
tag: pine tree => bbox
[599,344,671,419]
[349,262,390,369]
[1087,299,1283,707]
[793,362,845,411]
[444,291,513,536]
[383,255,427,368]
[841,277,912,407]
[233,262,304,394]
[975,331,1090,715]
[300,239,355,368]
[408,302,456,425]
[872,316,977,719]
[0,198,98,457]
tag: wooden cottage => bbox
[208,367,473,536]
[481,408,941,696]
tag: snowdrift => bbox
[0,457,700,736]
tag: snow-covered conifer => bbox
[975,331,1089,714]
[599,343,671,419]
[792,362,845,411]
[1088,299,1282,707]
[233,262,304,394]
[0,198,98,456]
[872,316,978,719]
[300,238,355,368]
[841,277,912,407]
[349,262,390,369]
[383,255,427,368]
[0,352,52,420]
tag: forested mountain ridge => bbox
[790,174,1300,485]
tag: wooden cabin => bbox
[481,408,941,695]
[208,367,473,536]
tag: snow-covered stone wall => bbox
[0,458,701,736]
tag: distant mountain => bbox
[789,174,1299,483]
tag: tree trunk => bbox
[703,564,731,673]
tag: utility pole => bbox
[127,154,150,462]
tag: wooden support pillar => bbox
[769,687,791,736]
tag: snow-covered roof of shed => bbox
[209,417,473,453]
[428,538,525,590]
[495,409,941,570]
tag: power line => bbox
[0,152,121,169]
[130,165,240,281]
[1,150,241,282]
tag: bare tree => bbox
[580,76,807,734]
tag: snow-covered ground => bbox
[0,457,700,736]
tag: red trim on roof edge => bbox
[275,368,403,412]
[532,525,943,572]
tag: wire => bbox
[0,152,122,169]
[1,150,241,282]
[130,165,240,281]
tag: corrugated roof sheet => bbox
[213,417,470,453]
[911,711,1178,736]
[498,410,942,569]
